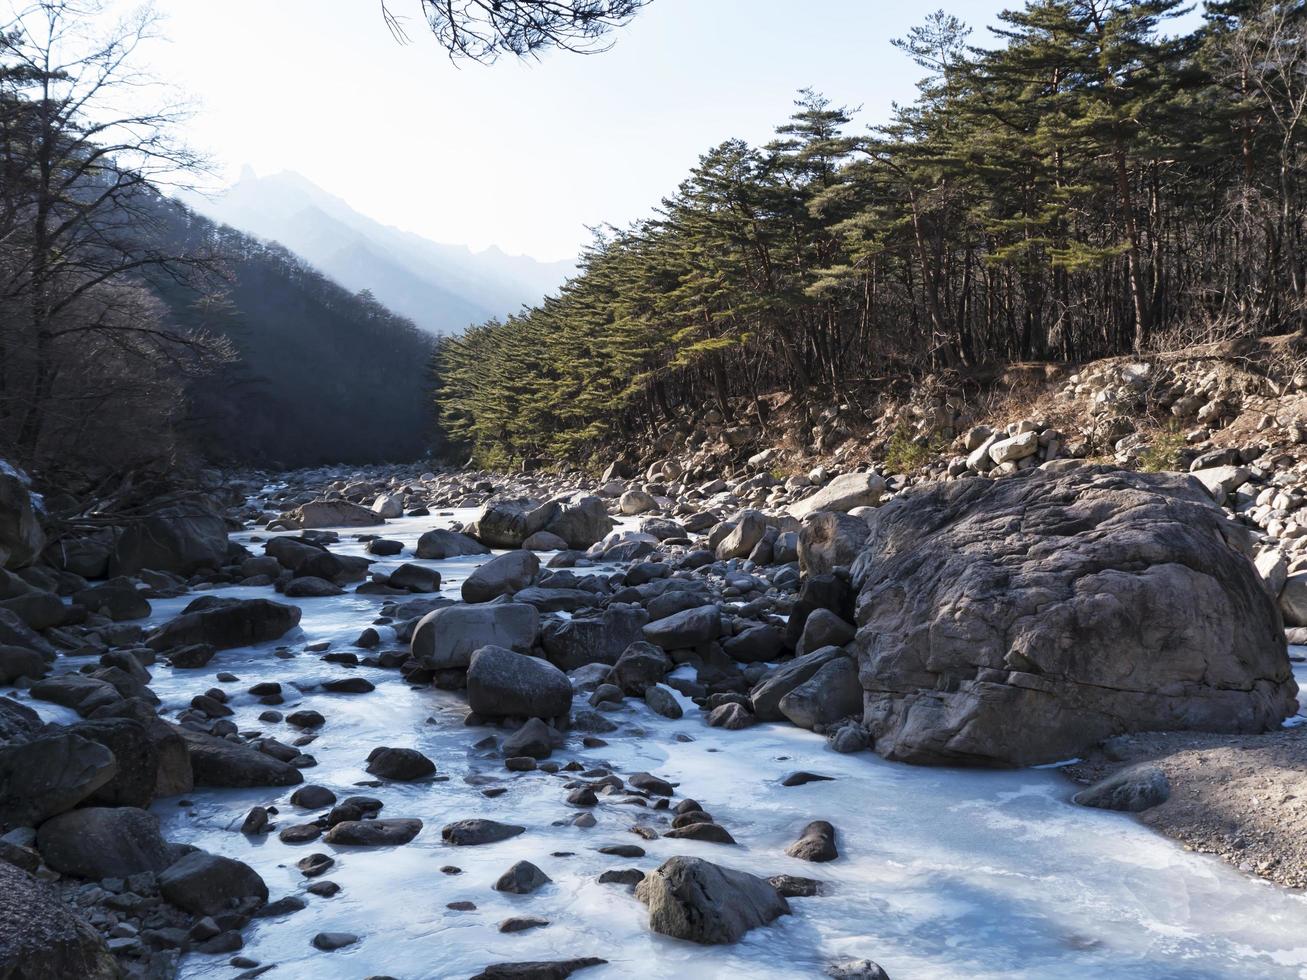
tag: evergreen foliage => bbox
[436,0,1307,466]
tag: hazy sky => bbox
[135,0,1207,262]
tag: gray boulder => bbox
[635,856,790,945]
[36,806,176,879]
[178,727,303,787]
[146,597,301,652]
[463,550,539,603]
[158,850,268,916]
[541,606,648,670]
[790,472,886,519]
[467,646,572,719]
[643,605,721,649]
[798,512,869,576]
[715,510,767,561]
[283,500,383,529]
[411,602,539,670]
[750,647,848,722]
[415,528,490,560]
[852,466,1297,766]
[544,496,615,549]
[1073,764,1171,812]
[778,656,862,730]
[471,497,559,549]
[0,463,44,570]
[109,502,227,575]
[0,733,117,827]
[0,861,117,978]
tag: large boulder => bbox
[158,850,267,916]
[282,499,384,529]
[635,856,790,945]
[852,466,1298,766]
[415,528,490,559]
[178,727,303,787]
[467,646,573,719]
[715,510,768,561]
[146,597,301,652]
[750,646,848,721]
[643,605,721,649]
[411,602,539,670]
[798,512,869,576]
[789,471,886,519]
[0,862,117,979]
[109,502,228,575]
[43,528,117,579]
[540,605,649,670]
[0,733,118,828]
[544,496,615,550]
[0,696,42,742]
[470,497,559,549]
[36,806,176,879]
[68,718,158,808]
[0,461,45,570]
[777,656,862,729]
[463,550,539,603]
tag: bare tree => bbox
[381,0,647,62]
[0,0,217,462]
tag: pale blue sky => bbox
[141,0,1209,261]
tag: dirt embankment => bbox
[1064,723,1307,889]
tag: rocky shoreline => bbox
[1,345,1307,977]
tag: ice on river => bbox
[14,511,1307,979]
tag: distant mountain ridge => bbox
[181,169,573,335]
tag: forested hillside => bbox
[436,0,1307,467]
[0,10,433,480]
[154,203,435,467]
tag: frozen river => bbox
[23,511,1307,980]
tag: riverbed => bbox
[38,512,1307,979]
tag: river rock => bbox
[463,550,539,603]
[852,466,1297,766]
[0,733,117,827]
[0,861,117,978]
[366,746,436,781]
[0,463,44,570]
[471,497,559,548]
[442,819,525,845]
[785,820,838,862]
[0,644,46,684]
[411,602,539,670]
[468,958,608,979]
[159,850,268,916]
[790,472,886,519]
[36,806,176,878]
[109,502,227,575]
[494,860,551,894]
[0,695,41,741]
[643,605,721,649]
[544,495,615,549]
[716,510,767,560]
[798,511,869,576]
[415,528,491,559]
[635,856,790,944]
[146,597,301,652]
[540,605,649,670]
[750,647,848,721]
[467,646,573,719]
[607,641,671,695]
[1072,764,1171,812]
[284,499,384,529]
[323,818,422,846]
[178,727,303,787]
[778,657,862,730]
